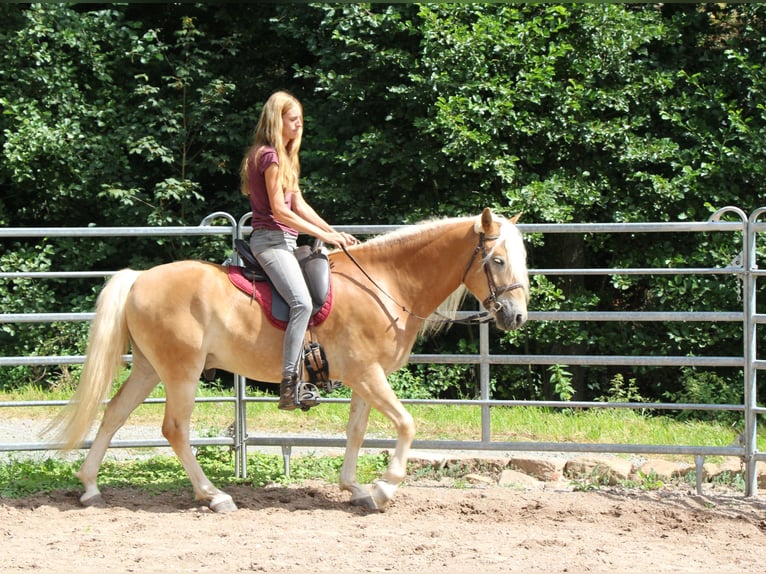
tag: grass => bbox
[1,383,762,498]
[0,449,391,498]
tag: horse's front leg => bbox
[369,395,415,509]
[342,369,415,510]
[340,392,371,503]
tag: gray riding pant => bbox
[249,229,312,378]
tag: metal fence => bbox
[1,206,764,495]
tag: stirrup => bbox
[296,381,320,411]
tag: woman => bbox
[240,91,356,411]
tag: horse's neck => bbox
[359,219,474,316]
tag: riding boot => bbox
[278,375,298,411]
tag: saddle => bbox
[228,239,339,398]
[230,238,332,328]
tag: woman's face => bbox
[281,105,303,143]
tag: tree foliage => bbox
[1,3,765,410]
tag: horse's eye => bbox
[492,257,505,266]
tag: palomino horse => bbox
[50,208,529,512]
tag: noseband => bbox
[461,233,525,313]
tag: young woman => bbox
[240,91,356,410]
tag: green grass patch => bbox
[0,448,391,499]
[488,406,749,453]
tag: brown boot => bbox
[278,375,297,411]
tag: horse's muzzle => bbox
[492,299,527,331]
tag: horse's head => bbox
[462,208,529,331]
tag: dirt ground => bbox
[2,477,766,573]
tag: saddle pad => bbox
[227,265,333,331]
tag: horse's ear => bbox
[480,207,493,232]
[509,211,523,224]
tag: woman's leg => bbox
[257,247,312,375]
[250,231,317,409]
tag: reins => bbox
[339,231,523,326]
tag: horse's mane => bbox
[418,285,468,339]
[357,212,525,266]
[339,217,469,339]
[359,216,463,251]
[346,213,525,339]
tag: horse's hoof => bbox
[350,495,378,511]
[370,479,397,509]
[80,493,105,508]
[209,494,238,513]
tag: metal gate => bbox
[1,207,764,495]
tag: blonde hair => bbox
[240,91,302,197]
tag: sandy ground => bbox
[2,418,766,572]
[2,478,765,573]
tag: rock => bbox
[757,462,766,489]
[509,457,565,482]
[498,469,545,490]
[564,455,633,486]
[637,458,687,480]
[464,473,495,485]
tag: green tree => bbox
[1,3,764,409]
[272,3,446,224]
[0,5,150,228]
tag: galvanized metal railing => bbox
[0,207,763,495]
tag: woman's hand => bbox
[322,230,357,248]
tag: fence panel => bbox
[0,208,763,495]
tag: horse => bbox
[49,207,529,512]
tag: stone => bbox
[509,457,565,482]
[637,458,687,480]
[498,468,545,490]
[704,457,743,483]
[757,462,766,489]
[464,473,495,485]
[564,455,633,486]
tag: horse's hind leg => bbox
[76,351,160,506]
[161,377,237,513]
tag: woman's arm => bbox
[265,165,355,247]
[293,192,357,245]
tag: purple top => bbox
[247,146,297,235]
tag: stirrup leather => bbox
[302,332,342,393]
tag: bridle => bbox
[461,232,526,315]
[340,231,524,326]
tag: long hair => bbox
[240,91,303,197]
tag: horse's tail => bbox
[47,269,142,450]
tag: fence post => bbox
[199,212,248,478]
[480,320,491,443]
[744,208,765,495]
